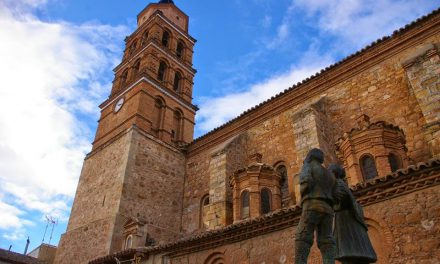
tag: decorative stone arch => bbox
[230,154,281,222]
[364,217,393,264]
[120,68,129,88]
[359,153,378,180]
[173,69,183,92]
[124,234,133,250]
[128,39,138,56]
[122,217,146,250]
[387,151,403,172]
[176,39,185,58]
[260,187,272,215]
[203,252,225,264]
[152,96,166,136]
[274,161,292,207]
[157,59,169,82]
[132,58,142,79]
[161,27,171,47]
[199,194,210,229]
[240,189,250,220]
[171,108,184,143]
[336,114,409,185]
[141,29,149,46]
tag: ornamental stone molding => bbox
[230,154,281,222]
[336,114,409,185]
[89,159,440,264]
[122,217,147,249]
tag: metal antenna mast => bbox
[48,217,57,245]
[41,216,50,244]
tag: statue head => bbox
[304,148,324,164]
[328,163,346,179]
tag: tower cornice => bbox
[113,39,196,75]
[99,75,198,113]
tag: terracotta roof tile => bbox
[90,158,440,263]
[0,248,41,264]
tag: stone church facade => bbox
[54,1,440,264]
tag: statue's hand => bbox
[333,181,346,201]
[300,176,314,196]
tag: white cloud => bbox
[0,200,33,230]
[196,0,437,135]
[293,0,438,49]
[196,50,334,132]
[0,198,34,241]
[0,1,128,240]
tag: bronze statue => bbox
[295,148,336,264]
[329,164,377,264]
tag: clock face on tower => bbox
[114,98,125,112]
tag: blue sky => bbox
[0,0,438,255]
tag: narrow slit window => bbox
[176,41,184,58]
[158,61,167,81]
[141,31,149,46]
[173,72,181,92]
[162,30,170,47]
[260,189,271,214]
[388,153,402,172]
[241,191,250,219]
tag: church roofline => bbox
[89,158,440,263]
[187,7,440,155]
[0,248,41,264]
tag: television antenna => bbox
[41,216,57,245]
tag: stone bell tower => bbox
[54,1,197,263]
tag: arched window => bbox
[360,154,378,180]
[124,235,133,249]
[200,194,209,228]
[153,97,165,132]
[172,109,182,141]
[241,190,250,219]
[176,41,184,58]
[141,31,149,46]
[173,72,181,92]
[161,30,170,47]
[202,195,209,206]
[132,59,141,78]
[129,41,137,55]
[260,188,271,215]
[204,252,225,264]
[388,153,402,172]
[157,61,167,81]
[120,69,129,87]
[276,165,289,207]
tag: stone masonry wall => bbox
[144,183,440,264]
[114,127,186,248]
[182,34,440,234]
[56,126,186,264]
[404,44,440,159]
[54,129,132,264]
[181,151,211,234]
[203,134,248,229]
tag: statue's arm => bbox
[299,165,313,196]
